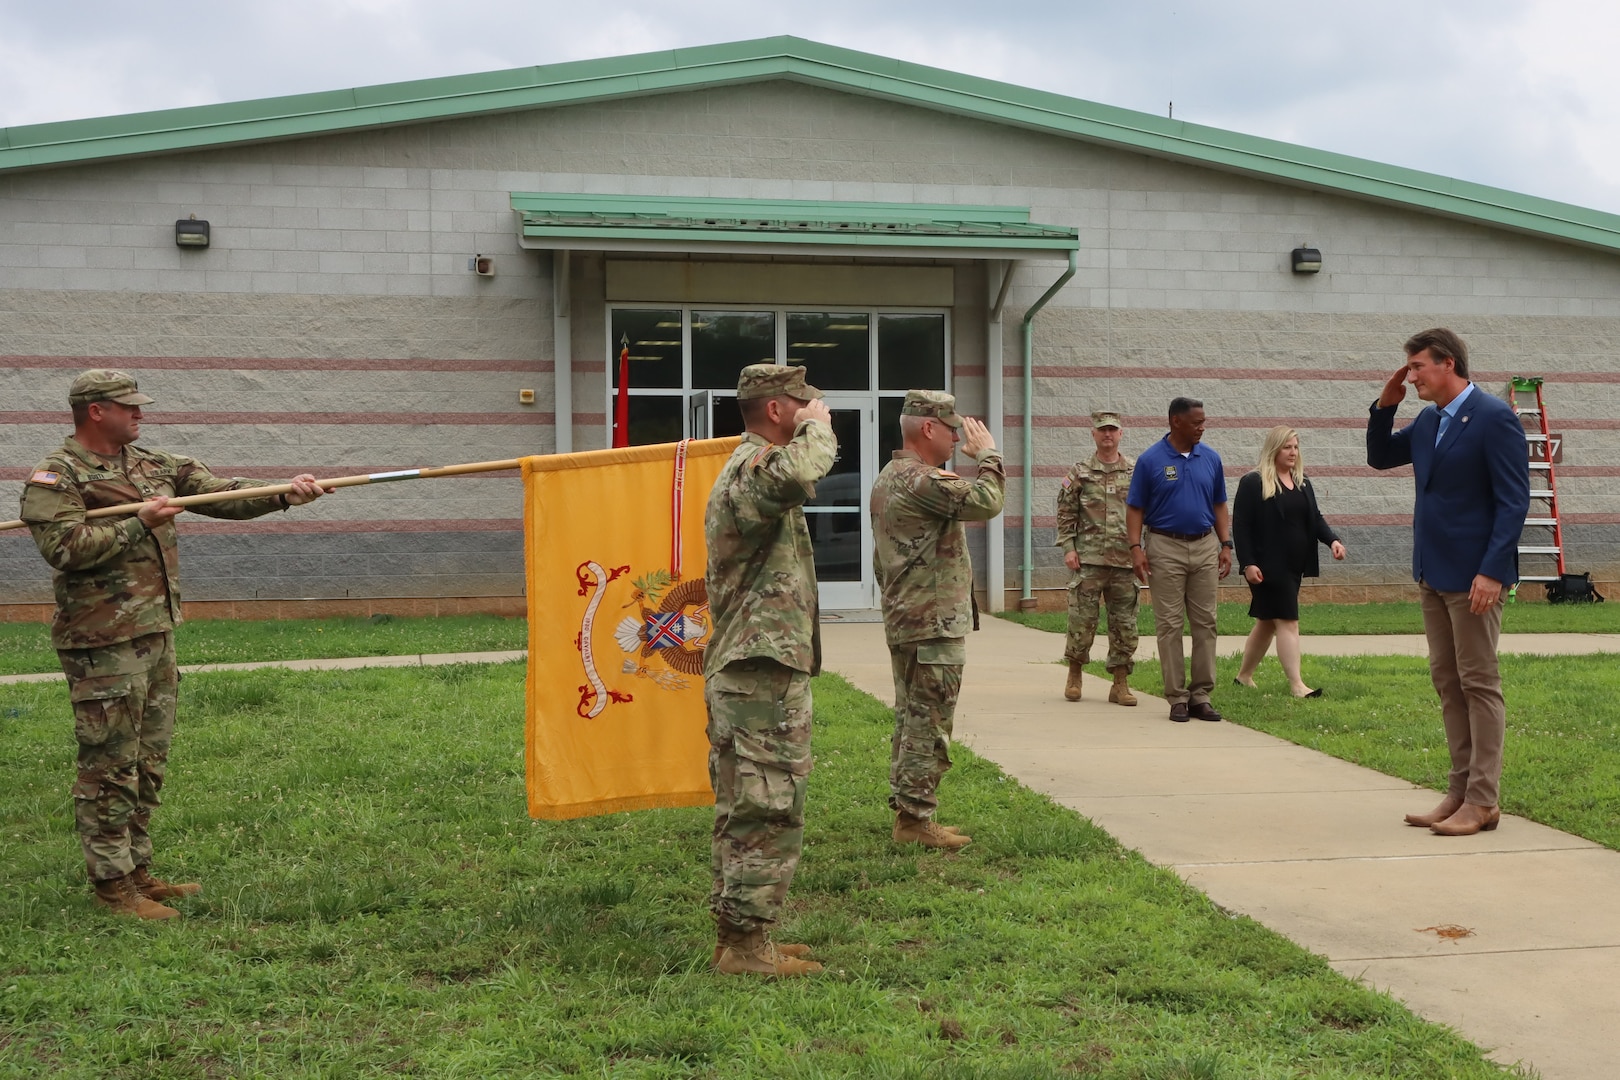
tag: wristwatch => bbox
[1220,540,1234,549]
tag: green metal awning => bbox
[511,193,1079,260]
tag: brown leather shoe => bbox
[93,874,181,920]
[131,866,202,901]
[715,930,823,977]
[1187,701,1223,722]
[1404,795,1464,828]
[1064,660,1084,701]
[1169,702,1190,723]
[893,811,971,849]
[1108,670,1137,707]
[1430,804,1500,836]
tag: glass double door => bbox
[803,396,874,610]
[613,305,948,610]
[692,392,875,610]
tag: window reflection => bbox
[626,396,683,446]
[786,312,869,390]
[611,308,682,389]
[878,395,905,466]
[878,314,946,391]
[807,408,861,507]
[806,512,861,581]
[693,311,775,389]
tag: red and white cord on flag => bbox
[670,438,689,576]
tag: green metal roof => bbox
[5,36,1620,253]
[510,193,1079,256]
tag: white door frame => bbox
[808,393,876,610]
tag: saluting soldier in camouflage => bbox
[1055,410,1139,706]
[870,390,1004,850]
[18,370,329,920]
[703,363,835,978]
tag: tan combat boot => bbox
[1064,660,1085,701]
[711,941,815,966]
[715,929,823,977]
[93,874,181,920]
[893,811,971,849]
[1108,670,1138,707]
[132,866,202,901]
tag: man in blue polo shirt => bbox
[1126,397,1233,722]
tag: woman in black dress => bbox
[1232,426,1346,697]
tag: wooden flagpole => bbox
[0,458,523,533]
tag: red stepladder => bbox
[1506,376,1565,600]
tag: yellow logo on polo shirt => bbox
[1163,464,1178,481]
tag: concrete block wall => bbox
[1000,306,1620,604]
[5,77,1619,614]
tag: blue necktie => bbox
[1435,411,1451,446]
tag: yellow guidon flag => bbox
[521,437,741,819]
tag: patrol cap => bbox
[900,389,963,429]
[1091,410,1122,430]
[69,369,154,407]
[735,363,823,402]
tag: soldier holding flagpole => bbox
[18,370,330,919]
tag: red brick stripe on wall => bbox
[1002,464,1620,478]
[1003,415,1620,430]
[1,356,551,372]
[1006,513,1620,528]
[0,467,522,481]
[1,411,552,426]
[1021,367,1620,384]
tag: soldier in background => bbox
[870,390,1005,850]
[19,370,329,920]
[702,363,835,977]
[1055,410,1139,706]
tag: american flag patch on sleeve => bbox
[29,471,61,486]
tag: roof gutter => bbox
[1020,249,1076,607]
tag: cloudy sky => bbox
[4,0,1618,212]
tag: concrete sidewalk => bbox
[822,616,1620,1080]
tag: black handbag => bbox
[1546,572,1605,604]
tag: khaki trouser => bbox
[1144,531,1219,706]
[58,631,179,882]
[705,657,813,933]
[1420,581,1506,807]
[887,638,965,819]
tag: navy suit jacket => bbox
[1366,386,1531,593]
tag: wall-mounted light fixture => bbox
[175,215,210,249]
[1291,246,1322,274]
[468,255,495,277]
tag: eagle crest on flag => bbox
[574,561,710,718]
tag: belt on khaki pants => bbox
[1147,527,1212,542]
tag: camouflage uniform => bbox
[870,391,1005,819]
[1055,447,1139,674]
[703,364,835,934]
[19,371,291,883]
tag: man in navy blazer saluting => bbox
[1367,328,1530,836]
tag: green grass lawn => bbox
[0,614,528,677]
[1141,651,1620,852]
[0,662,1517,1078]
[1001,599,1620,638]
